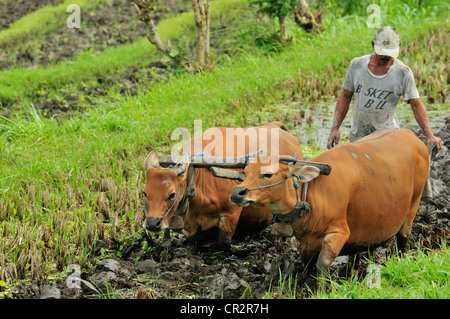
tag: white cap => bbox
[373,26,400,58]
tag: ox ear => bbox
[145,150,159,170]
[289,165,320,183]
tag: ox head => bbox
[229,156,320,214]
[142,150,187,232]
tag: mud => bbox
[8,117,450,299]
[32,60,176,118]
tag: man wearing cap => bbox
[327,26,442,201]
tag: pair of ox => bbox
[143,124,429,277]
[142,122,303,244]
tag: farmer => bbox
[327,26,442,202]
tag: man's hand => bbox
[409,98,443,152]
[327,90,352,149]
[327,129,340,149]
[427,135,443,153]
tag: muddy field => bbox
[9,118,450,299]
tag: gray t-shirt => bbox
[342,54,420,142]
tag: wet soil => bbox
[31,60,177,118]
[9,118,450,299]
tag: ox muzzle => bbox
[144,215,185,232]
[145,217,162,232]
[229,187,251,206]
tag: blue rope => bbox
[246,177,288,191]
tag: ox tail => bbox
[268,121,290,132]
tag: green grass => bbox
[313,244,450,299]
[0,0,448,290]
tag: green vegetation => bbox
[0,0,448,298]
[314,244,450,299]
[259,244,450,299]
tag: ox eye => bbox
[167,192,176,201]
[262,173,274,179]
[142,191,148,198]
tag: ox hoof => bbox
[168,215,184,230]
[270,222,294,237]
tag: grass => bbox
[313,244,450,299]
[257,243,450,299]
[0,0,448,296]
[262,269,299,299]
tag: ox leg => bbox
[217,211,240,248]
[396,198,419,253]
[316,231,349,284]
[395,221,412,253]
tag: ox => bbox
[229,129,429,277]
[142,122,303,245]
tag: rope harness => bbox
[274,178,312,230]
[246,175,312,229]
[142,151,314,232]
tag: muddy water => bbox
[279,99,448,149]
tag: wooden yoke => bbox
[159,154,331,182]
[159,155,331,175]
[159,156,248,169]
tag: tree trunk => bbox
[278,15,287,41]
[192,0,211,69]
[294,0,321,33]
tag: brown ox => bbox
[229,129,429,276]
[142,122,303,244]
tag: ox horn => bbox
[144,150,160,170]
[210,167,246,181]
[278,155,299,163]
[174,164,186,176]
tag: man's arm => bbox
[327,89,353,149]
[409,98,443,151]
